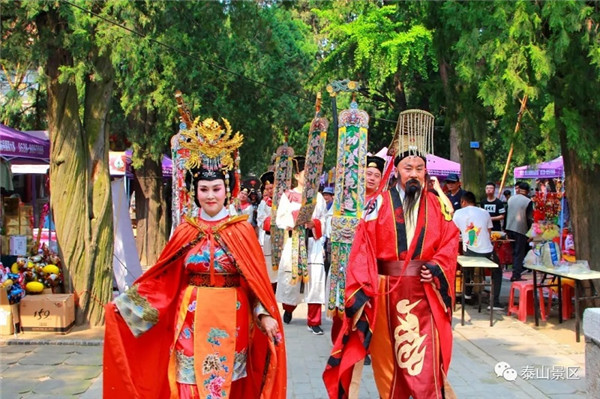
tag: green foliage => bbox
[448,0,600,167]
[105,1,317,175]
[4,0,599,179]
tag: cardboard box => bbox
[0,304,20,335]
[0,287,20,335]
[19,205,32,228]
[19,205,33,218]
[9,235,27,256]
[0,235,8,255]
[5,225,20,236]
[3,197,19,216]
[4,215,19,227]
[19,226,32,236]
[19,294,75,334]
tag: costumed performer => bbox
[323,112,459,399]
[275,155,328,335]
[365,155,385,201]
[103,117,286,399]
[234,187,255,226]
[257,171,277,292]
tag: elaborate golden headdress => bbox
[175,91,243,200]
[389,109,434,163]
[179,117,243,175]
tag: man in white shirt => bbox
[453,191,503,310]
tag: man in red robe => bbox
[323,153,458,399]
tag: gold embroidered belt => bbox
[188,273,241,287]
[377,260,427,277]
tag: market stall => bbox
[513,156,568,252]
[0,125,67,334]
[1,125,51,257]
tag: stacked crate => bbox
[1,198,33,256]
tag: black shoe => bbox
[364,355,372,366]
[487,304,505,311]
[308,325,324,335]
[510,276,525,282]
[283,311,292,324]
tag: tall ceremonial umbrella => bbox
[270,129,294,270]
[327,80,369,317]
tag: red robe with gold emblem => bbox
[104,215,286,398]
[323,187,458,399]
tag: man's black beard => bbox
[403,179,422,225]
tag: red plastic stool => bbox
[546,281,574,320]
[507,280,547,322]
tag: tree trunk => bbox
[393,72,408,111]
[438,60,460,163]
[556,99,600,308]
[449,125,459,163]
[134,158,168,268]
[39,7,114,326]
[455,112,487,199]
[558,134,600,272]
[438,59,487,198]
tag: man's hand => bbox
[420,265,433,283]
[430,176,442,192]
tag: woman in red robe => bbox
[103,118,286,399]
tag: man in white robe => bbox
[275,156,327,335]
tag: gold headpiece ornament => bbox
[179,117,243,174]
[388,109,435,158]
[174,90,244,203]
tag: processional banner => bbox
[327,80,369,316]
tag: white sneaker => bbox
[463,294,472,300]
[487,305,504,311]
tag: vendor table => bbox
[528,263,600,342]
[457,255,499,327]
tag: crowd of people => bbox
[102,111,560,398]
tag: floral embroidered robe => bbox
[103,211,286,399]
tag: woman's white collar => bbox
[200,207,229,221]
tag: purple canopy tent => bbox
[0,124,50,163]
[514,156,564,179]
[425,154,461,179]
